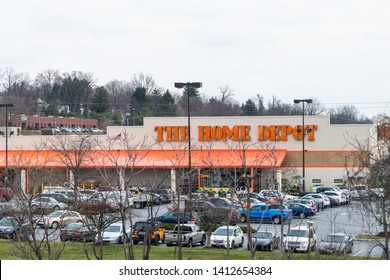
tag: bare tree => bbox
[345,115,390,259]
[5,147,68,260]
[42,134,98,205]
[130,72,156,95]
[92,131,153,260]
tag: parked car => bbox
[95,221,131,244]
[322,191,347,205]
[288,198,316,212]
[0,216,30,240]
[207,197,241,224]
[33,193,74,205]
[318,232,354,255]
[77,198,120,213]
[132,221,165,245]
[323,194,341,207]
[285,202,316,218]
[60,222,97,242]
[237,192,267,203]
[349,185,370,199]
[152,210,199,224]
[0,187,15,202]
[165,224,206,247]
[36,210,86,229]
[284,223,317,253]
[210,225,244,249]
[154,188,175,203]
[259,190,296,202]
[301,193,330,209]
[248,230,280,252]
[31,197,68,212]
[239,203,293,224]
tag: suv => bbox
[284,223,317,252]
[132,221,165,245]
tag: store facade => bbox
[0,115,373,194]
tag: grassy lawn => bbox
[0,240,372,260]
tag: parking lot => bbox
[1,197,386,258]
[123,199,385,257]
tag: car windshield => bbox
[48,211,63,218]
[324,235,344,243]
[255,232,272,239]
[213,228,233,236]
[65,223,83,230]
[287,229,309,237]
[105,225,121,232]
[0,218,14,226]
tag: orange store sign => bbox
[154,125,317,142]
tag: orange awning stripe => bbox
[1,149,287,169]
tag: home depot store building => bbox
[0,115,373,193]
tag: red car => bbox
[0,188,15,202]
[77,198,119,213]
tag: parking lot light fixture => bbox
[174,82,202,182]
[293,99,312,192]
[0,104,14,189]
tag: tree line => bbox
[0,67,372,127]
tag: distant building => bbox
[8,115,99,130]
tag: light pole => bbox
[0,104,14,189]
[174,82,202,190]
[293,99,312,192]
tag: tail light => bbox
[60,229,65,234]
[74,231,81,235]
[341,195,345,199]
[191,216,197,221]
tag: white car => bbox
[284,223,317,253]
[36,210,85,229]
[210,225,244,249]
[95,222,131,244]
[322,191,347,205]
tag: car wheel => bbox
[31,205,38,212]
[53,205,60,211]
[51,221,59,229]
[133,240,139,245]
[135,202,142,209]
[240,215,246,223]
[299,212,305,219]
[154,235,160,246]
[117,236,122,244]
[268,244,273,252]
[9,232,16,240]
[272,216,281,224]
[239,237,244,247]
[342,248,347,256]
[231,241,235,249]
[200,235,206,246]
[187,238,193,248]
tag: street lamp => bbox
[174,82,202,190]
[0,104,14,189]
[293,99,312,192]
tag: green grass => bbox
[0,240,372,260]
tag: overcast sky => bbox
[1,0,390,118]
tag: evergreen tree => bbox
[91,86,110,114]
[241,99,258,116]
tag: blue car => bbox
[152,210,199,224]
[285,203,315,219]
